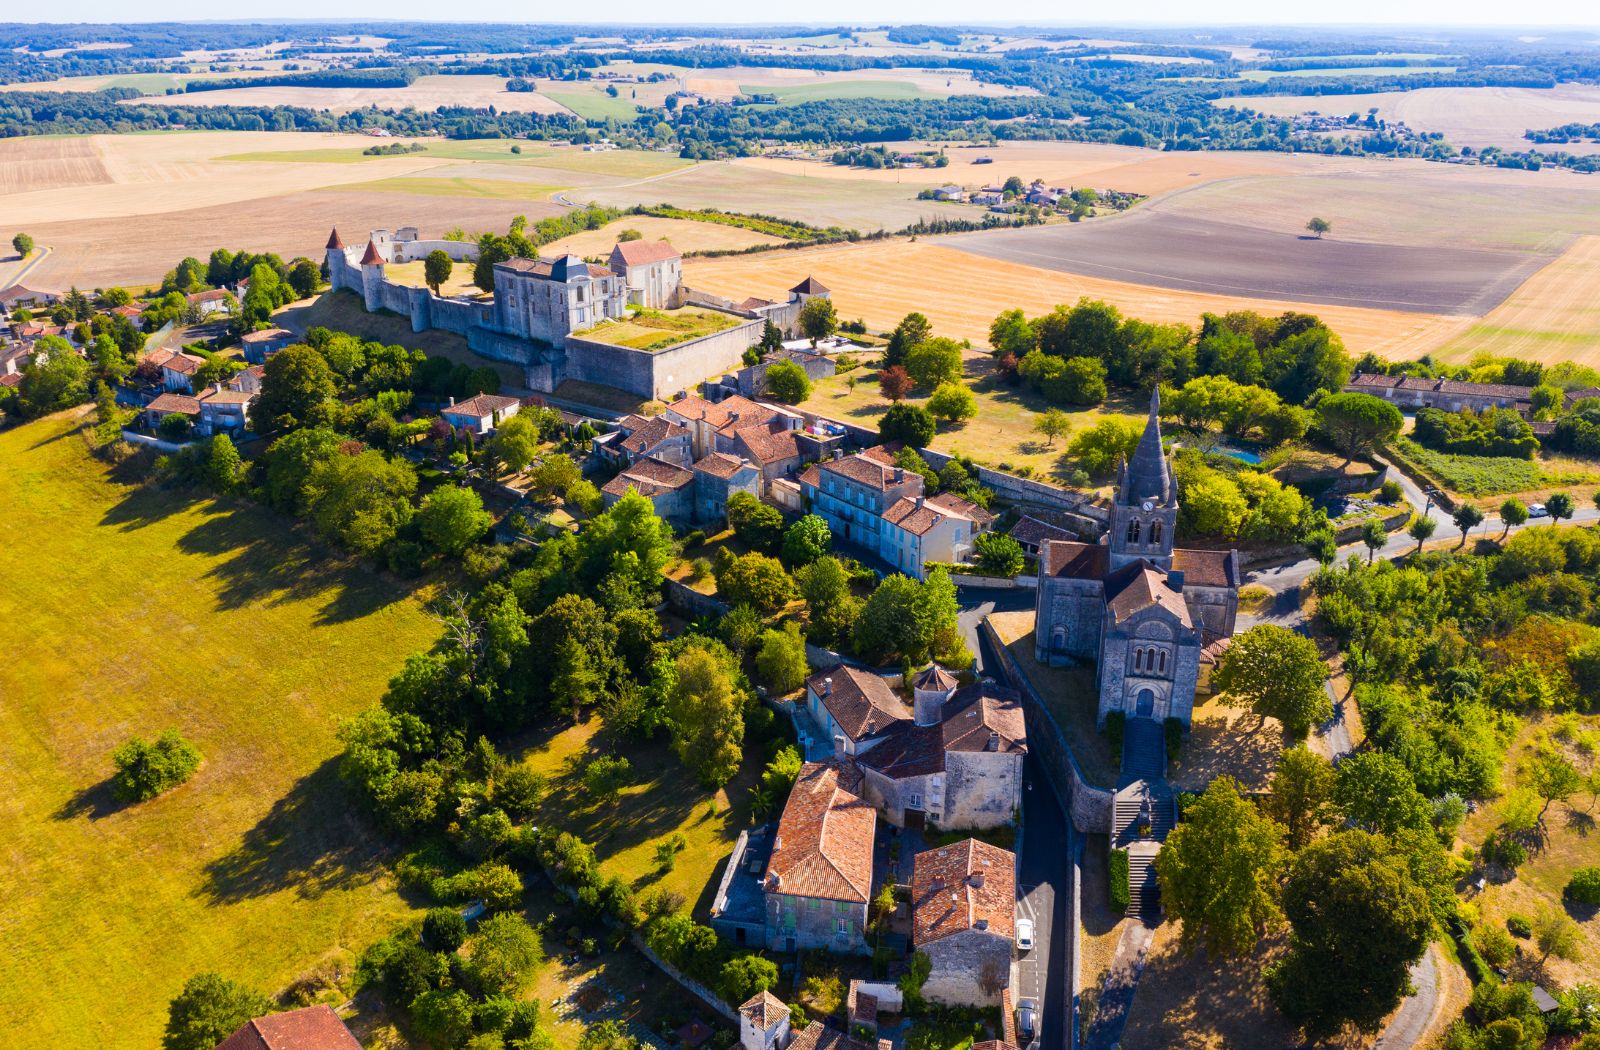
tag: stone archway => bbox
[1135,688,1155,718]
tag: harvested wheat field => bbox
[684,240,1466,358]
[681,65,1031,103]
[1226,84,1600,154]
[147,75,574,115]
[1428,236,1600,366]
[538,216,784,257]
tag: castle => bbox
[323,226,827,401]
[1032,388,1240,727]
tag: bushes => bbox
[1447,912,1494,984]
[1505,913,1532,938]
[1109,849,1131,912]
[1164,716,1184,765]
[1566,866,1600,905]
[111,728,202,802]
[1105,710,1126,756]
[1413,407,1538,460]
[1475,923,1516,967]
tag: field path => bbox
[549,158,713,207]
[1,244,51,288]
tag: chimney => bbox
[916,496,924,509]
[968,873,985,889]
[823,677,832,697]
[1167,569,1185,590]
[447,396,456,407]
[987,731,1000,752]
[894,467,904,483]
[832,449,843,461]
[975,918,989,931]
[211,382,222,394]
[931,878,944,892]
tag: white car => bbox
[1016,917,1035,952]
[1529,503,1550,518]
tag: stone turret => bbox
[912,663,959,726]
[324,228,347,291]
[360,239,385,312]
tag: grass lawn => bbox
[1460,713,1600,989]
[384,258,486,299]
[799,356,1142,488]
[0,411,440,1050]
[572,307,742,352]
[542,90,645,123]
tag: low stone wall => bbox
[392,238,477,263]
[565,317,765,401]
[981,617,1114,834]
[664,577,729,618]
[631,936,739,1024]
[916,447,1108,528]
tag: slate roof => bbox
[603,456,694,498]
[1039,539,1109,580]
[1104,562,1192,626]
[807,665,911,742]
[1120,387,1171,507]
[790,276,830,295]
[445,393,521,419]
[498,256,612,280]
[612,239,682,266]
[1010,514,1076,549]
[216,1005,362,1050]
[767,761,875,903]
[911,838,1017,944]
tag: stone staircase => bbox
[1125,843,1163,919]
[1112,717,1175,919]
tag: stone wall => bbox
[982,617,1114,835]
[664,577,729,619]
[942,750,1022,830]
[916,446,1108,528]
[923,929,1013,1008]
[392,238,478,263]
[564,317,765,401]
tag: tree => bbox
[1211,624,1331,740]
[1306,217,1332,239]
[798,296,838,346]
[418,486,493,557]
[1361,518,1388,564]
[1523,747,1582,826]
[1407,514,1436,553]
[466,913,544,997]
[112,729,202,802]
[424,249,454,295]
[287,258,321,299]
[487,413,541,475]
[1453,503,1485,547]
[1535,907,1583,965]
[988,308,1036,358]
[755,620,809,694]
[797,555,861,648]
[12,232,34,258]
[1046,356,1108,406]
[205,434,242,493]
[1067,417,1143,476]
[163,973,271,1050]
[1500,497,1529,539]
[764,359,812,403]
[422,908,468,953]
[759,319,783,352]
[583,754,633,806]
[855,569,960,664]
[17,335,89,417]
[1034,407,1070,447]
[666,647,745,787]
[1268,831,1432,1039]
[1334,752,1431,836]
[885,312,932,367]
[720,954,780,1007]
[782,514,831,566]
[728,491,785,553]
[879,402,936,448]
[304,450,418,557]
[1547,490,1575,524]
[905,337,964,389]
[473,233,514,292]
[250,344,336,432]
[1154,776,1284,958]
[878,365,914,402]
[1316,392,1403,461]
[715,552,795,612]
[973,532,1025,576]
[1265,746,1338,851]
[927,382,977,425]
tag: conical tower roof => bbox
[326,227,345,250]
[359,239,384,266]
[1120,386,1171,506]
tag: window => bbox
[908,793,923,809]
[1126,519,1141,544]
[1134,649,1144,671]
[836,919,850,935]
[1158,650,1167,673]
[807,898,820,910]
[1151,521,1163,545]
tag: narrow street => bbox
[1018,755,1072,1050]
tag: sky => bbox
[17,1,1600,26]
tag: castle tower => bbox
[324,228,346,291]
[912,664,959,726]
[359,238,385,313]
[1108,387,1178,572]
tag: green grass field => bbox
[542,90,644,123]
[739,80,941,106]
[572,307,741,351]
[1237,65,1458,80]
[330,175,568,201]
[1389,437,1600,499]
[0,411,440,1050]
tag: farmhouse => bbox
[911,838,1017,1007]
[730,346,838,399]
[146,348,205,393]
[1033,389,1240,728]
[601,456,697,523]
[763,760,876,954]
[216,1004,362,1050]
[0,285,62,310]
[1343,372,1534,414]
[324,225,830,400]
[440,392,521,435]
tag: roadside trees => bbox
[1547,490,1576,524]
[1407,514,1436,553]
[1361,518,1388,563]
[1315,392,1403,461]
[1500,497,1529,539]
[12,232,34,257]
[1453,503,1485,547]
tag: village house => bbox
[804,665,913,760]
[609,239,683,309]
[1008,513,1078,556]
[1343,372,1535,414]
[197,385,255,436]
[187,288,233,318]
[240,327,296,364]
[738,992,890,1050]
[763,760,876,954]
[598,413,694,468]
[229,364,266,395]
[732,347,838,399]
[663,394,802,459]
[147,348,205,393]
[1033,389,1240,727]
[692,452,763,523]
[440,392,521,435]
[911,838,1017,1007]
[601,456,696,524]
[933,185,967,202]
[143,392,202,430]
[217,1003,362,1050]
[0,285,62,311]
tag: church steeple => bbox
[1108,386,1177,571]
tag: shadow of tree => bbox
[53,775,127,822]
[1171,700,1283,793]
[1563,808,1595,838]
[99,478,199,532]
[201,758,391,903]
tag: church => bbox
[1033,389,1241,727]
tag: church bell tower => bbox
[1108,387,1178,572]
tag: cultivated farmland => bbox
[1429,236,1600,366]
[0,411,438,1050]
[149,74,574,115]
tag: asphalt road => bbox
[1018,755,1072,1050]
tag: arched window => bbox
[1126,518,1141,544]
[1150,520,1163,545]
[1134,649,1144,671]
[1158,650,1167,674]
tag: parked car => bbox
[1017,917,1035,952]
[1017,998,1037,1042]
[1529,503,1550,518]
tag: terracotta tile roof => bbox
[613,239,681,265]
[359,239,385,266]
[603,456,694,498]
[739,991,789,1028]
[912,838,1016,944]
[847,982,878,1026]
[1104,562,1192,626]
[788,1023,881,1050]
[1345,372,1534,402]
[241,327,293,344]
[940,682,1027,755]
[146,392,201,415]
[1010,514,1075,549]
[738,296,775,312]
[111,304,143,318]
[200,388,255,405]
[0,372,23,388]
[767,761,876,903]
[821,452,905,492]
[807,665,911,742]
[884,496,962,537]
[217,1004,363,1050]
[187,288,230,304]
[693,451,750,479]
[620,415,690,455]
[733,424,802,466]
[162,353,203,375]
[666,394,765,429]
[914,664,959,692]
[798,463,821,489]
[445,393,521,419]
[326,228,345,250]
[498,256,613,280]
[1039,539,1108,580]
[1171,548,1240,589]
[929,492,995,529]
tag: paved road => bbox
[957,584,1034,676]
[1,245,51,289]
[1375,947,1443,1050]
[1018,754,1072,1050]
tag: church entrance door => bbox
[1135,688,1155,718]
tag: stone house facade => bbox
[1032,389,1240,727]
[693,452,763,524]
[491,255,629,345]
[610,240,683,309]
[763,761,875,954]
[911,838,1016,1007]
[1344,372,1534,414]
[440,393,521,435]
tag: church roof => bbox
[1039,539,1109,580]
[1172,548,1241,588]
[1104,562,1192,626]
[1120,387,1172,507]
